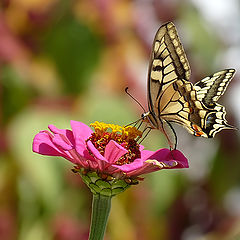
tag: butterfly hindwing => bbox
[194,69,235,107]
[157,79,211,138]
[202,104,235,137]
[157,77,235,139]
[193,69,236,137]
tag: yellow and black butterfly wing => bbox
[194,69,235,106]
[193,69,236,137]
[147,22,190,114]
[146,22,191,148]
[158,69,236,138]
[157,79,212,138]
[199,103,235,138]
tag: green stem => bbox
[88,194,112,240]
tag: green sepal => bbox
[79,168,135,197]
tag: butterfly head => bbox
[141,111,157,127]
[141,112,150,120]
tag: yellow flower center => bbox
[87,121,142,165]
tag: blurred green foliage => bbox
[43,16,102,95]
[2,66,34,124]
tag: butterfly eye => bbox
[141,113,147,119]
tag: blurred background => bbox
[1,0,240,239]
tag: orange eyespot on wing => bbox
[192,124,204,137]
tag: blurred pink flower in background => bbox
[0,209,16,240]
[52,214,88,240]
[0,15,27,63]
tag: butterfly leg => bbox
[138,126,152,144]
[160,120,178,150]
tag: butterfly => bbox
[142,22,236,149]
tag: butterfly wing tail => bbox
[203,103,237,138]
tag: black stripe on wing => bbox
[149,22,190,85]
[194,69,235,108]
[203,104,235,137]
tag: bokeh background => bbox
[1,0,240,239]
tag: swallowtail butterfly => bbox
[143,22,236,149]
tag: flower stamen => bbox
[87,121,142,165]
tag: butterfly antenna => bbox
[124,117,141,127]
[125,87,146,113]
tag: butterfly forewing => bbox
[148,22,190,106]
[146,22,191,148]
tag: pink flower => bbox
[32,121,188,179]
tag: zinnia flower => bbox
[32,120,189,240]
[33,121,188,193]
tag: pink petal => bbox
[167,150,189,168]
[71,120,92,141]
[33,131,68,158]
[142,149,189,171]
[141,148,170,160]
[112,158,143,173]
[104,140,128,164]
[143,149,188,169]
[52,134,73,151]
[126,149,189,176]
[86,140,106,162]
[139,145,144,151]
[48,125,74,146]
[67,149,88,166]
[86,141,109,171]
[70,121,93,155]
